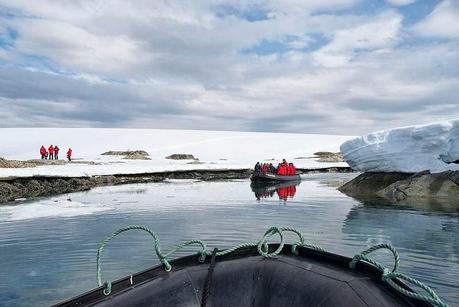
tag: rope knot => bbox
[349,254,362,269]
[381,268,391,281]
[103,281,112,296]
[257,227,284,258]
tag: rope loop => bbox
[257,227,284,258]
[96,225,168,288]
[349,243,399,272]
[103,281,112,296]
[383,272,448,307]
[349,244,448,307]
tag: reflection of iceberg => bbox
[342,203,459,259]
[250,181,300,201]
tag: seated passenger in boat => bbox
[254,162,261,173]
[277,164,287,175]
[288,163,296,175]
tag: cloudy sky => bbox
[0,0,458,135]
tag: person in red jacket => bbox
[288,163,296,175]
[67,148,72,162]
[48,145,54,160]
[278,164,287,175]
[40,145,47,159]
[291,163,296,175]
[54,146,60,160]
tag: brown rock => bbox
[313,152,344,163]
[165,154,198,160]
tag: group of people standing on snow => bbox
[40,145,72,161]
[254,159,297,176]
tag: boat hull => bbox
[250,172,301,182]
[55,244,429,307]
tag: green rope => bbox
[349,244,448,307]
[95,225,448,307]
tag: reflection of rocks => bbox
[339,171,459,211]
[165,154,198,160]
[342,204,459,258]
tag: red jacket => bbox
[67,148,72,157]
[40,146,47,154]
[48,146,54,154]
[278,165,287,175]
[54,146,60,153]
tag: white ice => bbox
[0,199,112,221]
[340,119,459,173]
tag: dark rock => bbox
[339,171,459,209]
[165,154,198,160]
[313,152,344,163]
[338,172,413,196]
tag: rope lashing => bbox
[201,248,218,307]
[349,243,400,272]
[96,225,207,292]
[95,225,448,307]
[349,244,448,307]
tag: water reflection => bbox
[0,175,458,306]
[250,181,300,201]
[339,190,459,214]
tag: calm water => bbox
[0,173,458,306]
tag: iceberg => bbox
[340,119,459,173]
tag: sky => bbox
[0,0,458,135]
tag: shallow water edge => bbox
[0,166,352,203]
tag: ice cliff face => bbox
[340,119,459,173]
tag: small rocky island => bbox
[338,119,459,208]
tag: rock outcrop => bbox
[339,171,459,209]
[101,150,150,160]
[313,152,344,163]
[165,154,198,160]
[0,158,67,168]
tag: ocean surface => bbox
[0,173,458,306]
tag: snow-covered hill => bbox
[0,128,353,177]
[341,119,459,173]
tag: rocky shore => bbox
[339,170,459,210]
[0,166,352,203]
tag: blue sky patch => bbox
[0,27,17,50]
[242,34,330,56]
[213,4,269,22]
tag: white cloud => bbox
[313,11,402,67]
[413,0,459,38]
[0,1,457,134]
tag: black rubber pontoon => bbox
[54,244,432,307]
[250,172,301,182]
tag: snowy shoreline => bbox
[0,128,352,178]
[0,128,354,202]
